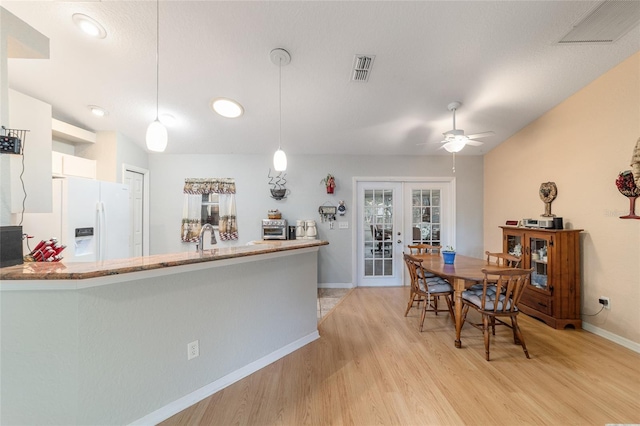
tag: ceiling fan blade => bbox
[466,140,484,146]
[466,131,495,140]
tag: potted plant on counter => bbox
[442,246,456,264]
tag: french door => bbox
[356,179,455,287]
[404,182,454,248]
[357,182,403,287]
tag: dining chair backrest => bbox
[403,253,422,290]
[485,251,522,268]
[408,244,441,255]
[479,268,533,313]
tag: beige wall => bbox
[484,51,640,344]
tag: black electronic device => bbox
[0,135,21,154]
[0,226,24,268]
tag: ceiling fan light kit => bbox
[428,101,496,172]
[437,101,494,152]
[443,140,465,153]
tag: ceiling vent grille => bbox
[558,0,640,44]
[351,55,375,82]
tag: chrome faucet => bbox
[197,223,217,254]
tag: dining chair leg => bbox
[445,295,455,322]
[483,315,491,361]
[433,296,439,315]
[419,301,428,332]
[511,316,530,359]
[460,304,470,327]
[405,292,416,317]
[509,315,520,344]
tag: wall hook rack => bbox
[318,202,337,222]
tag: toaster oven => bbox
[261,219,288,240]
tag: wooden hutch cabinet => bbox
[500,226,583,329]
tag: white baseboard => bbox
[129,331,320,426]
[583,322,640,354]
[318,282,354,289]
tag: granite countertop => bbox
[0,239,328,281]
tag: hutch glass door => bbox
[529,235,550,292]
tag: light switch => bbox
[339,222,349,229]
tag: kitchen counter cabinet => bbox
[0,240,327,425]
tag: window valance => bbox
[183,178,236,195]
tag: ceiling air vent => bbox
[558,0,640,44]
[351,55,375,82]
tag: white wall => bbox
[148,153,483,285]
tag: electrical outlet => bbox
[187,340,199,360]
[599,297,610,310]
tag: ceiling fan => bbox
[428,101,494,152]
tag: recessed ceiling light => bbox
[159,113,176,126]
[211,98,244,118]
[72,13,107,39]
[88,105,108,117]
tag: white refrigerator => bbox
[22,177,130,262]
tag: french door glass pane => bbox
[410,189,441,246]
[363,189,393,277]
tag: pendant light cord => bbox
[155,0,160,120]
[278,57,282,150]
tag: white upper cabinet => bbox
[52,151,96,179]
[51,119,97,179]
[52,118,96,144]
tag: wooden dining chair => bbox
[468,251,523,292]
[407,243,441,255]
[460,268,533,361]
[403,253,454,331]
[485,251,522,267]
[407,243,444,283]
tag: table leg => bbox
[453,278,465,348]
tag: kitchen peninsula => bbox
[0,239,327,425]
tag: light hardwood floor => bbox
[161,287,640,425]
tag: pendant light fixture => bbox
[146,0,168,152]
[270,48,291,172]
